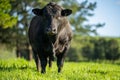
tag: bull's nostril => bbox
[53,29,56,32]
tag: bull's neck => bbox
[46,34,57,44]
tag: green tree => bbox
[105,39,120,60]
[0,0,17,44]
[93,38,106,60]
[0,0,17,28]
[82,43,94,60]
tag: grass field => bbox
[0,59,120,80]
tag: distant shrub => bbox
[105,39,120,60]
[82,43,94,60]
[69,36,120,61]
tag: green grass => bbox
[0,59,120,80]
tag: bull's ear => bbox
[32,8,43,16]
[61,9,72,16]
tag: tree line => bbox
[67,36,120,61]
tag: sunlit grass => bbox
[0,59,120,80]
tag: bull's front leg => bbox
[56,44,69,73]
[33,50,40,72]
[35,55,40,72]
[39,56,47,73]
[56,54,65,73]
[49,52,55,68]
[49,57,52,68]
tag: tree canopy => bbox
[0,0,17,28]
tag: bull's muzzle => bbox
[46,28,57,35]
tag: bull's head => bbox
[32,2,72,35]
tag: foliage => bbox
[65,36,120,61]
[0,27,16,44]
[0,0,17,44]
[105,39,120,60]
[82,43,94,60]
[92,38,120,60]
[0,59,120,80]
[93,38,107,60]
[0,0,17,28]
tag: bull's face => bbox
[32,2,72,35]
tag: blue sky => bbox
[88,0,120,37]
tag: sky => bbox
[88,0,120,37]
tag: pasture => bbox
[0,59,120,80]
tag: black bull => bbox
[28,2,73,73]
